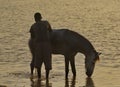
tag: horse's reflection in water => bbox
[30,77,95,87]
[30,79,52,87]
[65,77,76,87]
[65,77,95,87]
[85,78,95,87]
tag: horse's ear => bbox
[95,52,101,62]
[98,52,102,55]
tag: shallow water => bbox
[0,0,120,87]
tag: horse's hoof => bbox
[73,75,76,79]
[38,78,42,81]
[30,75,34,79]
[86,71,92,78]
[65,76,68,80]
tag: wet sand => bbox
[0,0,120,87]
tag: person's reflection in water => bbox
[65,77,76,87]
[30,79,52,87]
[85,78,95,87]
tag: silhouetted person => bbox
[29,12,52,79]
[30,12,52,39]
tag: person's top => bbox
[30,20,52,42]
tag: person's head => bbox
[34,12,42,22]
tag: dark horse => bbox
[29,29,101,79]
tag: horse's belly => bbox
[52,48,64,55]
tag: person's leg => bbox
[43,43,52,79]
[34,43,43,79]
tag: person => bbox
[29,12,52,79]
[30,12,52,39]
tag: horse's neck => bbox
[85,49,96,59]
[79,47,95,57]
[77,35,95,56]
[78,44,95,56]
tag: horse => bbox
[29,29,101,79]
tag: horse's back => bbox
[51,29,83,54]
[51,29,87,46]
[51,29,69,54]
[51,29,94,54]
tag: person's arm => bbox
[29,25,35,39]
[46,21,52,32]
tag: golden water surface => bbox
[0,0,120,87]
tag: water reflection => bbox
[30,79,52,87]
[85,78,95,87]
[30,77,95,87]
[65,77,95,87]
[65,77,76,87]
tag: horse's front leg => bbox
[37,67,41,79]
[65,56,69,79]
[46,70,50,79]
[70,57,76,77]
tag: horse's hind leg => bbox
[70,57,76,77]
[30,57,35,79]
[30,57,34,75]
[29,39,35,78]
[64,56,70,79]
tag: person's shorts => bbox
[34,42,52,70]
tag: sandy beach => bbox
[0,0,120,87]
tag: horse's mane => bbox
[64,29,95,51]
[69,30,100,61]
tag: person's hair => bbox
[34,12,42,22]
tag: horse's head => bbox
[85,50,101,77]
